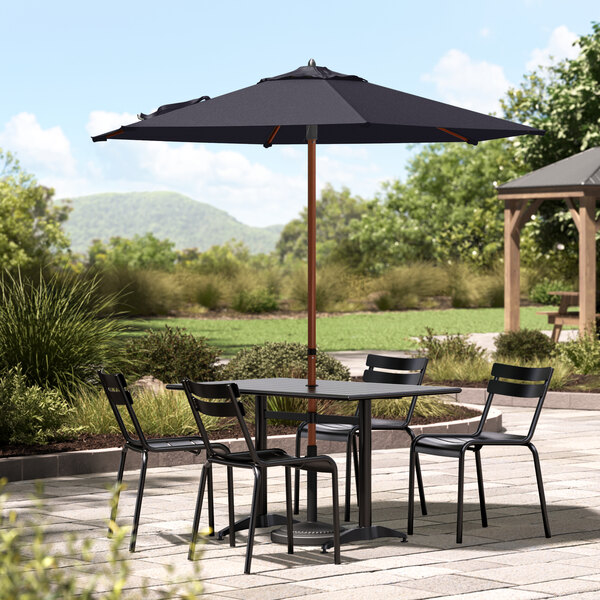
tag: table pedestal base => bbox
[321,525,407,551]
[271,520,342,546]
[217,513,288,541]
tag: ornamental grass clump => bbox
[0,270,126,396]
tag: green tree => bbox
[350,139,521,273]
[0,149,70,270]
[502,22,600,170]
[276,184,367,266]
[88,232,177,271]
[501,22,600,274]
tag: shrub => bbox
[447,264,504,308]
[0,270,126,395]
[0,367,75,445]
[494,329,555,362]
[126,326,221,383]
[529,279,571,305]
[286,264,350,312]
[192,274,223,310]
[94,265,184,316]
[372,263,449,311]
[222,342,351,423]
[554,332,600,375]
[418,327,485,362]
[231,288,279,313]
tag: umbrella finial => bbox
[308,58,316,67]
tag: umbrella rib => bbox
[263,125,281,148]
[437,127,476,145]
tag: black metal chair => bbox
[407,362,553,543]
[294,354,429,521]
[98,371,228,552]
[183,379,341,574]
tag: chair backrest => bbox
[361,354,429,421]
[476,363,553,440]
[98,371,149,449]
[182,380,258,462]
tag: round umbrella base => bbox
[270,520,343,546]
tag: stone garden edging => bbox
[1,403,500,483]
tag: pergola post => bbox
[579,196,597,335]
[504,198,521,331]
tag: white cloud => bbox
[86,110,138,137]
[0,112,77,176]
[526,25,579,71]
[422,49,511,115]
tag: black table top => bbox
[167,377,461,400]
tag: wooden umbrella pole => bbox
[307,136,317,445]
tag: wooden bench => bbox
[536,291,599,342]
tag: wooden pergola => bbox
[497,147,600,336]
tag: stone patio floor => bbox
[3,405,600,599]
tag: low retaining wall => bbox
[0,404,500,483]
[456,387,599,410]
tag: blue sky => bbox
[1,1,597,227]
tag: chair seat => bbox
[132,436,206,452]
[415,432,527,458]
[298,422,356,441]
[215,447,337,473]
[371,418,408,430]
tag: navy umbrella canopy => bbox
[93,61,542,393]
[93,63,541,146]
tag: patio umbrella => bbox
[92,60,542,494]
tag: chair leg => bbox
[294,431,302,515]
[227,466,235,547]
[285,467,294,555]
[189,463,208,560]
[529,443,551,538]
[474,449,487,528]
[352,432,360,508]
[344,434,353,522]
[331,469,341,564]
[207,464,215,536]
[130,451,148,552]
[456,451,465,544]
[109,446,128,536]
[407,446,416,535]
[412,455,427,517]
[244,467,262,574]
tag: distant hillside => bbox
[62,192,283,254]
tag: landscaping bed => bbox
[0,404,479,458]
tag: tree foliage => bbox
[502,22,600,170]
[0,149,70,270]
[349,140,521,273]
[87,232,177,271]
[501,22,600,273]
[276,184,367,266]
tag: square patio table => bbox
[168,378,460,550]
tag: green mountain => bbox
[62,191,283,254]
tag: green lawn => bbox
[124,306,560,357]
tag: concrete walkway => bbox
[3,405,600,598]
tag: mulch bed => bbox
[0,406,479,458]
